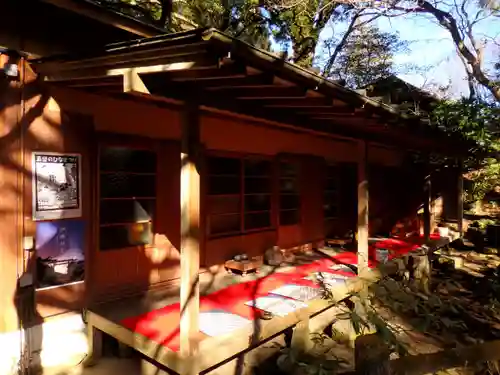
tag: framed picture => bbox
[32,152,82,221]
[35,220,85,289]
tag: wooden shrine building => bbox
[0,6,468,374]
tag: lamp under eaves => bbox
[0,49,21,79]
[3,62,18,78]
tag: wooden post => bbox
[357,141,369,277]
[457,159,464,238]
[0,53,23,338]
[123,68,149,94]
[179,100,201,358]
[355,334,390,375]
[423,174,431,242]
[82,314,103,367]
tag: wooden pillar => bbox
[423,173,431,241]
[457,159,464,238]
[82,315,103,367]
[0,53,23,335]
[422,156,432,241]
[179,100,201,357]
[357,141,369,276]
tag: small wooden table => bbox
[326,238,352,249]
[225,256,263,275]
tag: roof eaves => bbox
[204,29,417,123]
[30,28,209,64]
[361,75,438,102]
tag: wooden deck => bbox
[84,236,451,374]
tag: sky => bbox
[271,5,499,98]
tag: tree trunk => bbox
[158,0,172,28]
[355,334,390,375]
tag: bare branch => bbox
[322,10,364,76]
[415,0,500,101]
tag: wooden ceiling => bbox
[31,28,470,155]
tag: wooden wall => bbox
[0,76,426,332]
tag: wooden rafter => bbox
[165,63,246,80]
[296,106,356,115]
[203,85,306,99]
[177,73,275,88]
[253,97,334,107]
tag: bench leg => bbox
[83,320,103,367]
[142,357,199,375]
[118,341,133,358]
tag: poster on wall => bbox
[35,220,85,289]
[32,152,82,221]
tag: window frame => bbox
[97,135,159,251]
[323,163,340,221]
[278,159,302,227]
[206,151,274,238]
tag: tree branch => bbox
[395,0,500,101]
[323,13,360,76]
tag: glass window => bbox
[324,164,339,220]
[207,156,272,236]
[99,146,156,251]
[279,161,300,226]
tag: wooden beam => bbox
[457,159,464,238]
[110,62,208,76]
[205,85,306,98]
[310,114,357,120]
[181,73,274,89]
[180,100,201,358]
[423,172,432,241]
[357,141,369,277]
[123,68,149,94]
[38,42,209,73]
[68,81,121,88]
[49,75,122,88]
[166,63,246,80]
[297,106,356,115]
[256,97,333,107]
[42,57,218,82]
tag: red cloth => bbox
[121,236,434,351]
